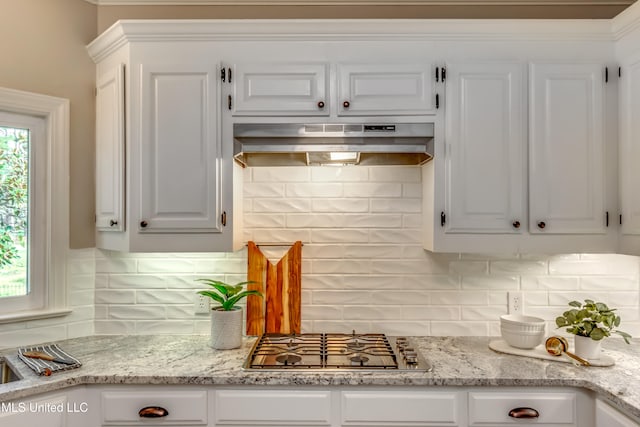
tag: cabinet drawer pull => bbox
[140,220,148,228]
[221,211,227,227]
[508,407,539,419]
[317,101,325,109]
[512,220,520,229]
[537,221,546,229]
[110,219,118,227]
[139,406,169,418]
[343,101,350,108]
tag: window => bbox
[0,113,45,312]
[0,88,70,322]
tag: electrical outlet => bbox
[194,294,210,314]
[508,291,524,314]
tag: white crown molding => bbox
[612,0,640,38]
[84,0,633,5]
[87,18,614,61]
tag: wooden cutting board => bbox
[246,241,302,335]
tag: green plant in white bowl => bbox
[555,299,631,343]
[196,279,262,350]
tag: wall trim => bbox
[0,87,70,314]
[84,0,633,5]
[87,18,614,62]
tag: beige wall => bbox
[0,0,98,249]
[97,4,630,33]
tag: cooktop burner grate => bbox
[243,333,432,372]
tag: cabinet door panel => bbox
[619,57,640,235]
[468,391,576,425]
[0,394,67,427]
[338,64,435,115]
[596,399,639,427]
[342,391,460,426]
[233,63,328,116]
[445,62,526,233]
[140,63,221,233]
[96,64,125,232]
[215,390,332,425]
[529,63,605,234]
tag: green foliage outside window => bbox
[0,126,28,296]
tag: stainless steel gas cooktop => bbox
[243,333,432,372]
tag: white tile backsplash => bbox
[3,166,640,349]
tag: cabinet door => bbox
[214,390,332,425]
[95,64,125,232]
[619,57,640,235]
[342,390,461,426]
[595,399,639,427]
[232,63,329,116]
[444,62,526,234]
[529,63,606,234]
[139,62,222,233]
[0,393,67,427]
[337,64,436,115]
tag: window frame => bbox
[0,87,70,323]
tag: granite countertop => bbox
[1,335,638,419]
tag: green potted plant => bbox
[197,279,262,350]
[555,299,632,359]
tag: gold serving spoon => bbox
[545,336,590,366]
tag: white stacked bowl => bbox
[500,314,546,349]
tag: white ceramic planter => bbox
[574,335,602,360]
[210,307,243,350]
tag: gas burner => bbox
[350,354,369,365]
[275,354,302,365]
[243,333,433,371]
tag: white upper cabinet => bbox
[95,64,125,233]
[443,62,526,234]
[337,64,436,115]
[529,63,607,235]
[92,44,241,252]
[232,63,329,116]
[138,62,222,233]
[231,62,438,117]
[619,56,640,236]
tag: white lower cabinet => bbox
[0,387,95,427]
[214,389,332,425]
[101,388,208,425]
[341,390,462,426]
[15,385,634,427]
[595,399,640,427]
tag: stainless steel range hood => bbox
[233,123,434,167]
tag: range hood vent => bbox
[233,123,434,167]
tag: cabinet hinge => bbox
[221,68,226,82]
[605,67,609,83]
[435,94,440,109]
[440,211,446,227]
[435,66,439,82]
[606,211,609,227]
[441,67,446,82]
